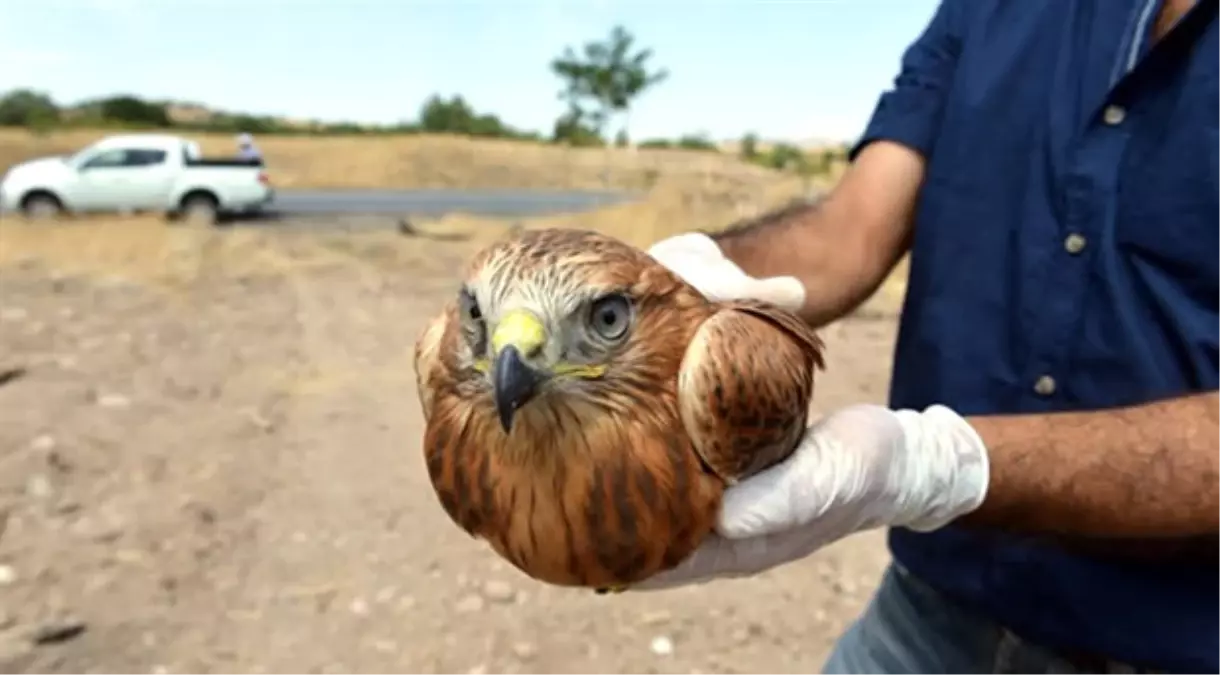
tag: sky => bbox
[1,0,940,143]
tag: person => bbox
[235,132,263,162]
[639,0,1218,673]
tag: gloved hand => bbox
[646,232,806,312]
[633,403,991,590]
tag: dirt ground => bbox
[0,215,901,674]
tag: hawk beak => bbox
[493,345,542,432]
[491,309,547,433]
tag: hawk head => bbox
[451,229,709,433]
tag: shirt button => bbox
[1103,105,1126,126]
[1033,375,1057,397]
[1064,233,1087,255]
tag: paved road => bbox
[270,188,639,218]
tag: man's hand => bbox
[646,232,806,312]
[649,142,926,327]
[633,403,990,590]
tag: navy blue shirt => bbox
[851,0,1218,671]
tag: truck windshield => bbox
[66,145,101,167]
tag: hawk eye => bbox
[459,288,482,323]
[458,288,488,355]
[588,293,632,341]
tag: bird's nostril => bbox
[522,342,544,359]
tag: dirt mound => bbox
[0,129,801,192]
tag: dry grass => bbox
[0,174,907,317]
[0,127,902,313]
[425,176,811,247]
[0,128,792,192]
[0,125,847,284]
[412,171,907,315]
[0,216,457,290]
[0,178,802,286]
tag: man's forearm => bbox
[709,141,925,327]
[711,199,887,327]
[959,391,1220,549]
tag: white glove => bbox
[634,403,990,590]
[646,232,807,312]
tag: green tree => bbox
[418,94,521,138]
[676,133,717,152]
[550,25,668,142]
[97,95,171,127]
[0,89,60,128]
[638,138,673,149]
[551,107,604,147]
[205,112,280,134]
[740,132,759,160]
[468,113,510,138]
[419,94,476,134]
[763,142,806,171]
[819,148,838,174]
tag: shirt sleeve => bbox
[850,0,971,161]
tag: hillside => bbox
[0,128,813,193]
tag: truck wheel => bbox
[180,193,219,227]
[20,192,64,221]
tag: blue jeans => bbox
[822,563,1157,674]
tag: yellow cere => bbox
[492,309,548,357]
[482,309,607,379]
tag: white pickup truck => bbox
[0,133,274,225]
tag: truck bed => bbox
[184,156,264,168]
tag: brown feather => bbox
[414,228,825,588]
[413,302,456,423]
[678,301,825,484]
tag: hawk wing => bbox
[677,299,825,484]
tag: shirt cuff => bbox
[849,87,945,162]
